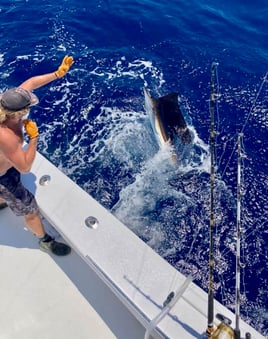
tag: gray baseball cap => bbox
[0,87,39,111]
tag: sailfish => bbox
[144,88,192,150]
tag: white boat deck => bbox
[0,150,265,339]
[0,208,145,339]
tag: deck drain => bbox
[39,175,51,186]
[85,216,99,229]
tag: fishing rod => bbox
[206,61,219,337]
[205,64,252,339]
[212,134,251,339]
[234,133,243,339]
[234,133,251,339]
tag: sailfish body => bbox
[144,88,191,148]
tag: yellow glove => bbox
[23,119,39,139]
[55,55,74,78]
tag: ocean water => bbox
[0,0,267,336]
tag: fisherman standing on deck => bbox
[0,56,74,256]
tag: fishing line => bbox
[216,217,267,261]
[214,75,267,306]
[217,134,236,171]
[179,221,204,277]
[220,71,268,180]
[205,64,266,338]
[241,71,268,134]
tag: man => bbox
[0,56,74,256]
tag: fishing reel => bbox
[208,314,251,339]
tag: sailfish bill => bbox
[144,88,192,149]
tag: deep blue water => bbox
[0,0,267,336]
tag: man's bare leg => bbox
[24,212,45,237]
[0,197,8,209]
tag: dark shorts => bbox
[0,167,39,216]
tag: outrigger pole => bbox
[206,61,219,337]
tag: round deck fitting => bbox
[85,216,99,229]
[39,175,51,186]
